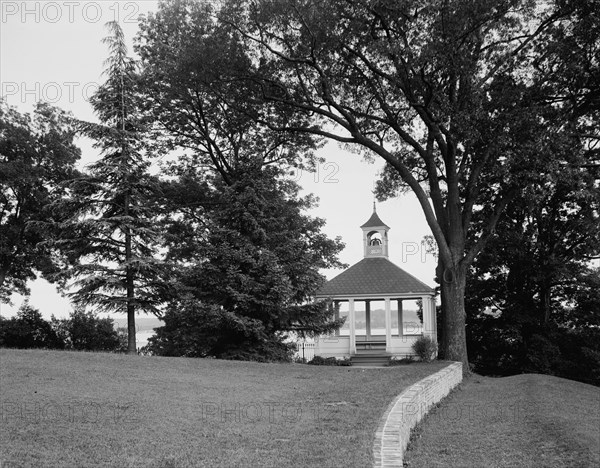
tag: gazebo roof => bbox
[360,210,389,229]
[316,257,434,297]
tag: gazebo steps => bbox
[355,341,386,351]
[354,348,388,355]
[351,353,390,367]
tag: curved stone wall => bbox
[372,362,463,467]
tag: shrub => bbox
[388,356,415,366]
[146,299,296,362]
[412,335,438,362]
[308,356,352,366]
[67,309,120,351]
[0,303,63,349]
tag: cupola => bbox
[360,203,390,258]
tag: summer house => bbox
[314,205,437,363]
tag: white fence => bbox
[294,341,316,362]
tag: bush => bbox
[307,356,352,366]
[146,300,297,362]
[0,303,63,349]
[388,356,415,366]
[67,309,120,351]
[412,335,438,362]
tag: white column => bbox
[426,295,438,358]
[349,298,356,355]
[365,301,371,339]
[422,295,435,340]
[384,297,392,353]
[398,300,404,337]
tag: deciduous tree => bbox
[136,4,346,360]
[0,101,80,302]
[465,123,600,384]
[216,0,594,367]
[0,302,62,349]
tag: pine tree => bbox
[54,22,163,354]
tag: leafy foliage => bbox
[135,0,600,367]
[307,356,352,366]
[412,335,438,363]
[135,0,320,181]
[0,100,80,302]
[0,302,62,349]
[59,308,122,351]
[465,109,599,384]
[0,304,124,352]
[461,0,600,385]
[387,356,415,366]
[146,165,345,361]
[465,180,600,385]
[136,6,346,362]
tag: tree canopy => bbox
[136,5,346,360]
[4,1,597,368]
[201,0,597,366]
[0,101,80,302]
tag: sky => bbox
[0,1,438,320]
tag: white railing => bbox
[294,341,316,362]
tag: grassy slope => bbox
[404,373,600,467]
[0,349,447,468]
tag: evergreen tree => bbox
[148,165,345,361]
[137,4,345,361]
[53,22,164,354]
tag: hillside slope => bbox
[405,373,600,467]
[0,348,447,467]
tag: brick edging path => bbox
[372,362,463,467]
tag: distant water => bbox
[339,325,423,336]
[110,316,423,350]
[109,316,163,350]
[135,330,156,349]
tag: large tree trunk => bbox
[440,264,469,371]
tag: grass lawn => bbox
[0,349,448,467]
[404,373,600,467]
